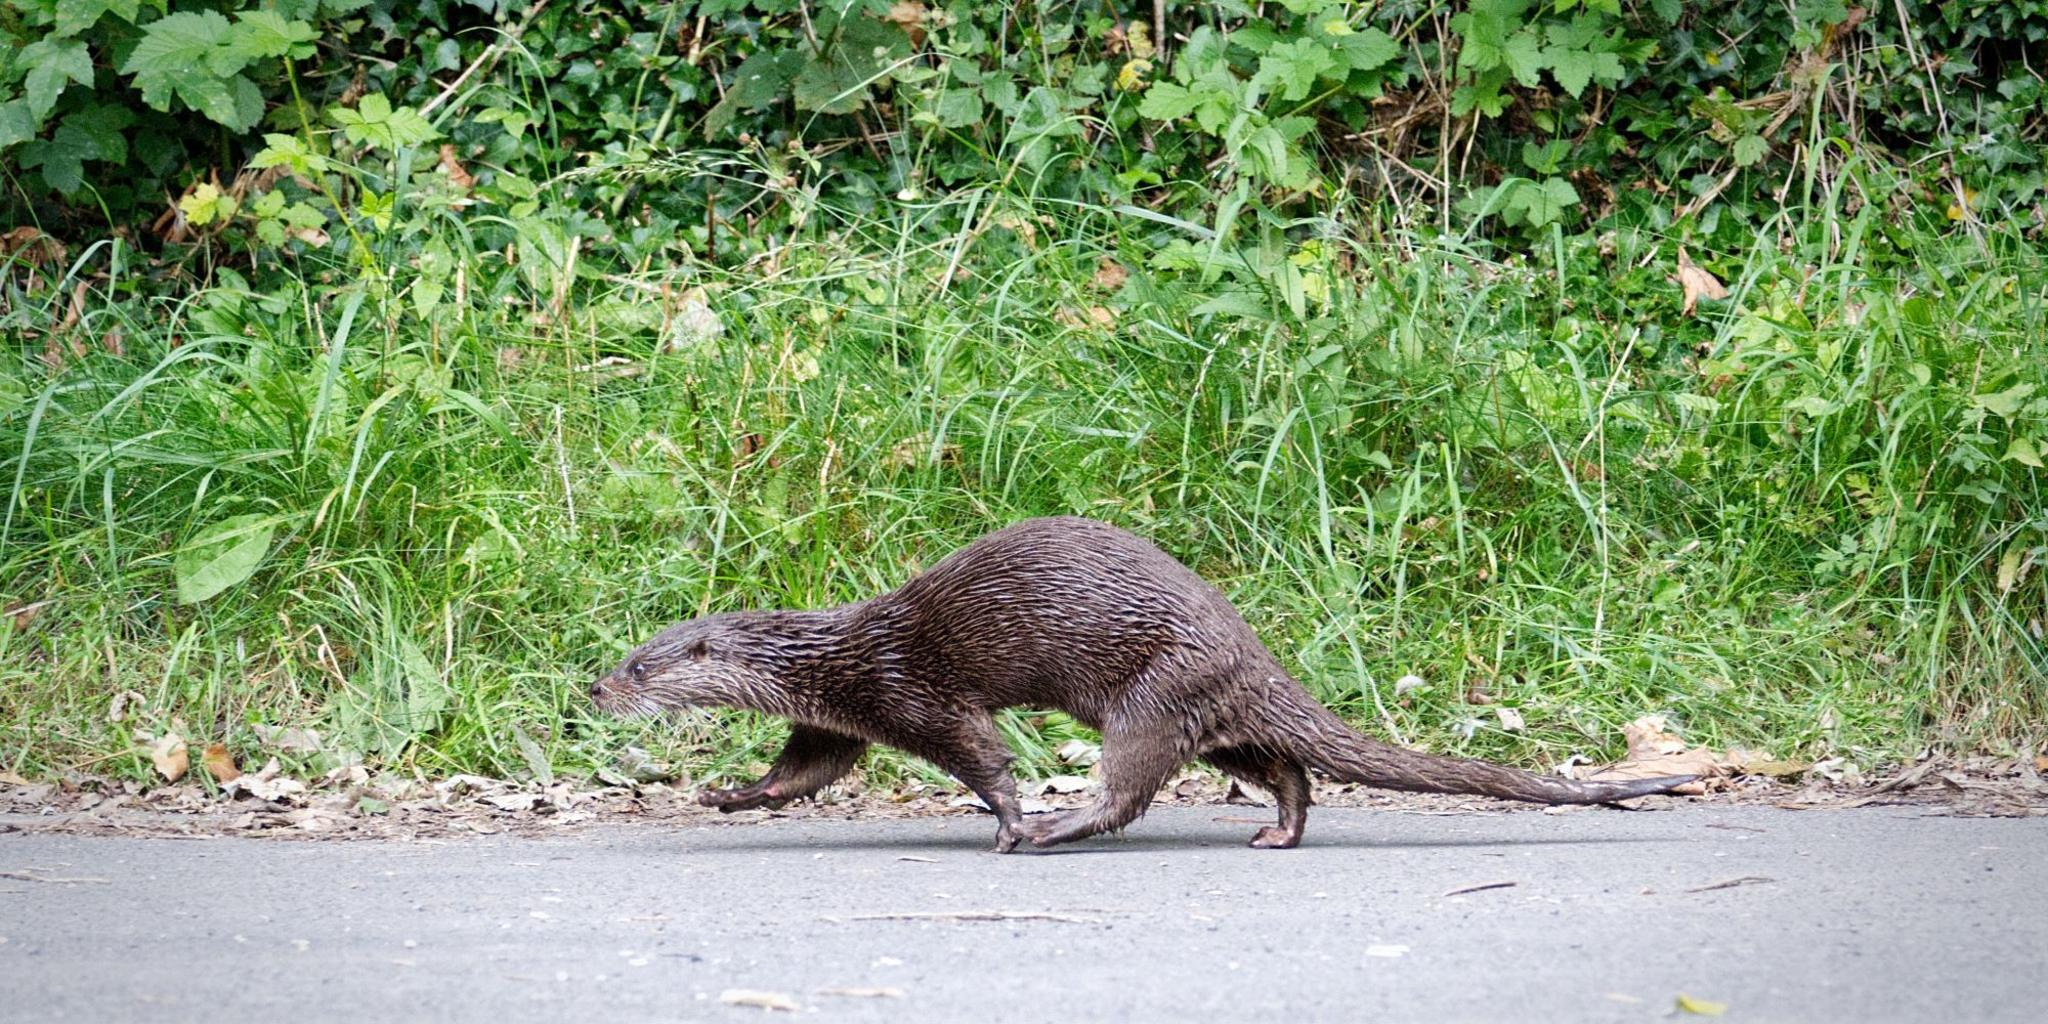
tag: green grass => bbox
[3,182,2045,789]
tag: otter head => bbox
[589,612,797,717]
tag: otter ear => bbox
[688,638,710,660]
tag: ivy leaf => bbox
[793,16,909,114]
[18,124,99,192]
[63,103,133,164]
[1732,134,1768,166]
[0,100,35,150]
[230,10,320,61]
[55,0,141,37]
[1510,176,1579,227]
[22,39,96,120]
[702,49,801,136]
[174,514,276,604]
[331,93,438,151]
[933,86,981,128]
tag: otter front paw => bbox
[697,784,785,813]
[1248,825,1300,849]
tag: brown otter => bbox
[590,516,1693,851]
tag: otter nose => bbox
[589,678,607,700]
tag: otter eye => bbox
[628,659,647,681]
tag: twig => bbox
[826,910,1103,924]
[419,0,556,118]
[0,870,110,884]
[1441,880,1518,897]
[1683,876,1774,894]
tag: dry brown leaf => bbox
[252,723,324,754]
[1054,306,1118,330]
[150,734,189,783]
[885,0,927,46]
[0,226,66,265]
[0,770,30,786]
[1091,257,1129,291]
[1672,247,1729,316]
[2035,755,2048,773]
[222,757,308,803]
[438,144,476,190]
[1579,715,1720,794]
[719,989,801,1012]
[1038,775,1094,795]
[5,600,47,630]
[201,743,241,783]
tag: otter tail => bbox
[1268,693,1694,804]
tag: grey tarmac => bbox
[1,803,2041,1023]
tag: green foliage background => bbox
[1,0,2044,784]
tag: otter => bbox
[591,517,1693,851]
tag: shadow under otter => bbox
[590,517,1694,852]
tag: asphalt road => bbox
[2,803,2041,1023]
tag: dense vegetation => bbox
[2,0,2043,786]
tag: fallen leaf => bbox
[884,0,926,46]
[482,792,543,812]
[1580,715,1721,794]
[0,770,29,786]
[1495,707,1526,732]
[1056,739,1100,766]
[253,723,323,754]
[1223,782,1265,806]
[1054,306,1118,330]
[1394,674,1425,696]
[1676,993,1728,1016]
[150,734,189,782]
[107,690,144,723]
[438,144,476,189]
[201,743,241,783]
[1038,775,1095,795]
[1092,257,1129,291]
[719,989,801,1012]
[1672,247,1729,316]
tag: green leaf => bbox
[0,100,35,150]
[1256,38,1337,102]
[1733,134,1768,166]
[122,11,264,129]
[933,86,981,128]
[1137,81,1198,120]
[251,132,330,175]
[1974,382,2037,419]
[1334,27,1399,73]
[64,103,133,164]
[230,10,320,61]
[1546,44,1594,96]
[22,39,95,120]
[331,93,438,151]
[2005,437,2045,469]
[18,122,100,192]
[1510,176,1579,226]
[174,514,277,604]
[793,16,908,114]
[702,49,800,136]
[55,0,141,37]
[1501,30,1545,88]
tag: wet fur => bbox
[592,517,1693,851]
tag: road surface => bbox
[2,803,2041,1022]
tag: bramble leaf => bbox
[331,93,438,151]
[23,39,96,119]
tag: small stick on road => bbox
[1441,880,1519,897]
[827,910,1104,924]
[1684,876,1775,893]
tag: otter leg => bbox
[904,715,1027,853]
[1202,745,1311,849]
[1017,716,1190,848]
[698,725,869,812]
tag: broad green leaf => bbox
[331,93,438,151]
[251,132,331,175]
[174,514,276,604]
[22,39,95,119]
[1501,30,1545,88]
[17,122,99,192]
[1510,176,1579,226]
[230,10,320,61]
[934,86,981,128]
[122,11,264,129]
[55,0,141,37]
[1733,134,1768,166]
[2005,437,2044,469]
[0,100,35,149]
[1137,81,1198,120]
[1546,44,1595,96]
[1974,382,2037,419]
[1257,38,1337,102]
[1334,27,1398,73]
[702,49,800,136]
